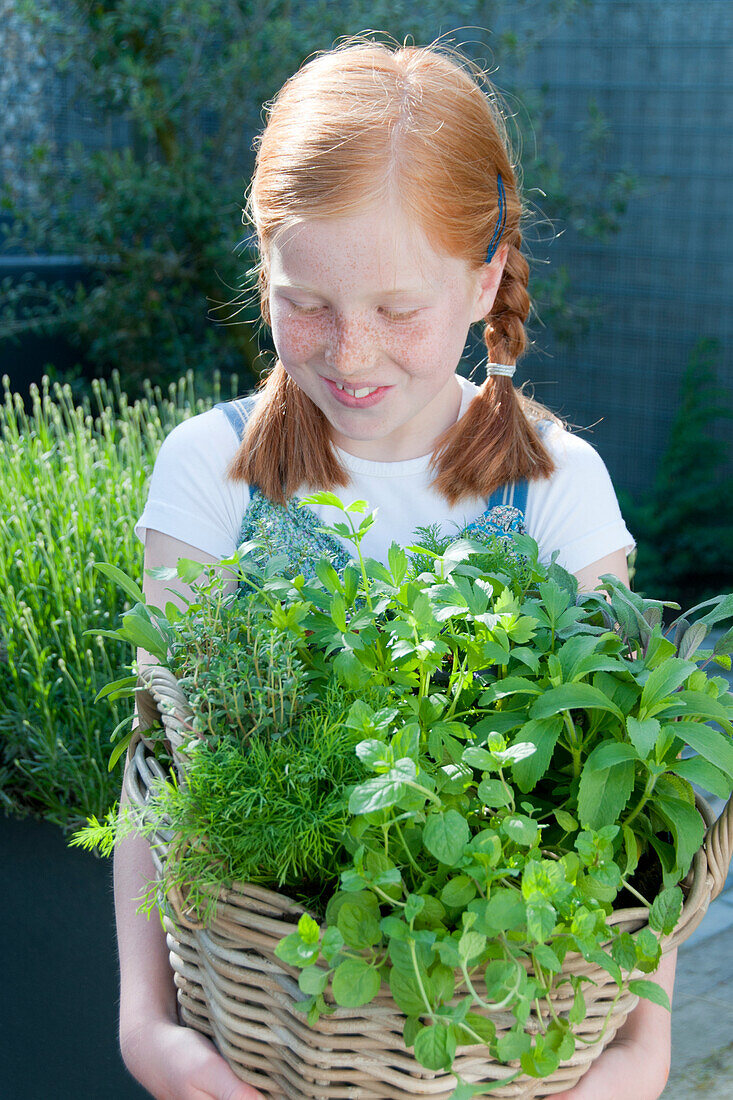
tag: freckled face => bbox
[267,199,490,462]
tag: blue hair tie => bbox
[486,172,506,263]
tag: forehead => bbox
[268,201,469,296]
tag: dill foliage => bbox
[155,679,367,908]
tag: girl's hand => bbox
[122,1017,266,1100]
[553,949,676,1100]
[552,1035,669,1100]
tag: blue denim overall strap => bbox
[215,396,543,580]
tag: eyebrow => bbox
[272,283,428,299]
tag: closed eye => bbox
[288,302,421,322]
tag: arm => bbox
[555,547,674,1100]
[114,530,262,1100]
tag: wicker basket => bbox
[127,665,733,1099]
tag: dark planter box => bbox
[1,813,148,1099]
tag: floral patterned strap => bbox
[215,395,542,582]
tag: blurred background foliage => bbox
[1,0,637,403]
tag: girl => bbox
[117,35,674,1100]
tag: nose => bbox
[324,314,377,377]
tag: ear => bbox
[470,242,510,324]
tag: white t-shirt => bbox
[134,375,635,576]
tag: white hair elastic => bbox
[486,363,516,377]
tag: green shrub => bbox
[0,367,239,831]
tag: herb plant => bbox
[73,493,733,1095]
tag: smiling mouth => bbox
[333,382,382,398]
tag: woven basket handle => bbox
[705,791,733,901]
[134,664,194,761]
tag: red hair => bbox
[227,35,562,505]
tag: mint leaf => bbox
[629,979,671,1011]
[331,958,380,1007]
[424,809,470,866]
[649,887,683,936]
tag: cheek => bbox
[271,314,328,363]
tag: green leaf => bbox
[331,958,380,1007]
[93,561,145,605]
[554,809,578,833]
[459,930,487,963]
[568,983,587,1024]
[526,899,557,943]
[628,979,671,1012]
[649,887,683,936]
[469,889,526,936]
[108,725,135,771]
[414,1023,456,1072]
[578,749,635,829]
[477,778,512,808]
[389,962,429,1016]
[403,1016,421,1048]
[122,611,169,662]
[672,755,733,801]
[388,542,408,584]
[298,967,329,996]
[530,683,624,722]
[441,875,477,909]
[299,491,347,511]
[349,759,416,814]
[501,814,539,847]
[654,794,705,876]
[532,944,561,973]
[423,810,470,866]
[275,931,319,968]
[93,674,138,703]
[640,658,697,712]
[176,557,207,584]
[497,1025,531,1061]
[626,716,660,760]
[337,903,381,948]
[511,717,563,793]
[590,742,638,770]
[298,913,321,945]
[670,722,733,782]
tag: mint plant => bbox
[73,492,733,1095]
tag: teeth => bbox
[335,383,380,397]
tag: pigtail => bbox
[430,242,560,505]
[226,362,348,505]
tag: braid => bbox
[486,241,529,365]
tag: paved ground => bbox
[662,625,733,1097]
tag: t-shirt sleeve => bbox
[134,408,250,559]
[525,423,636,575]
